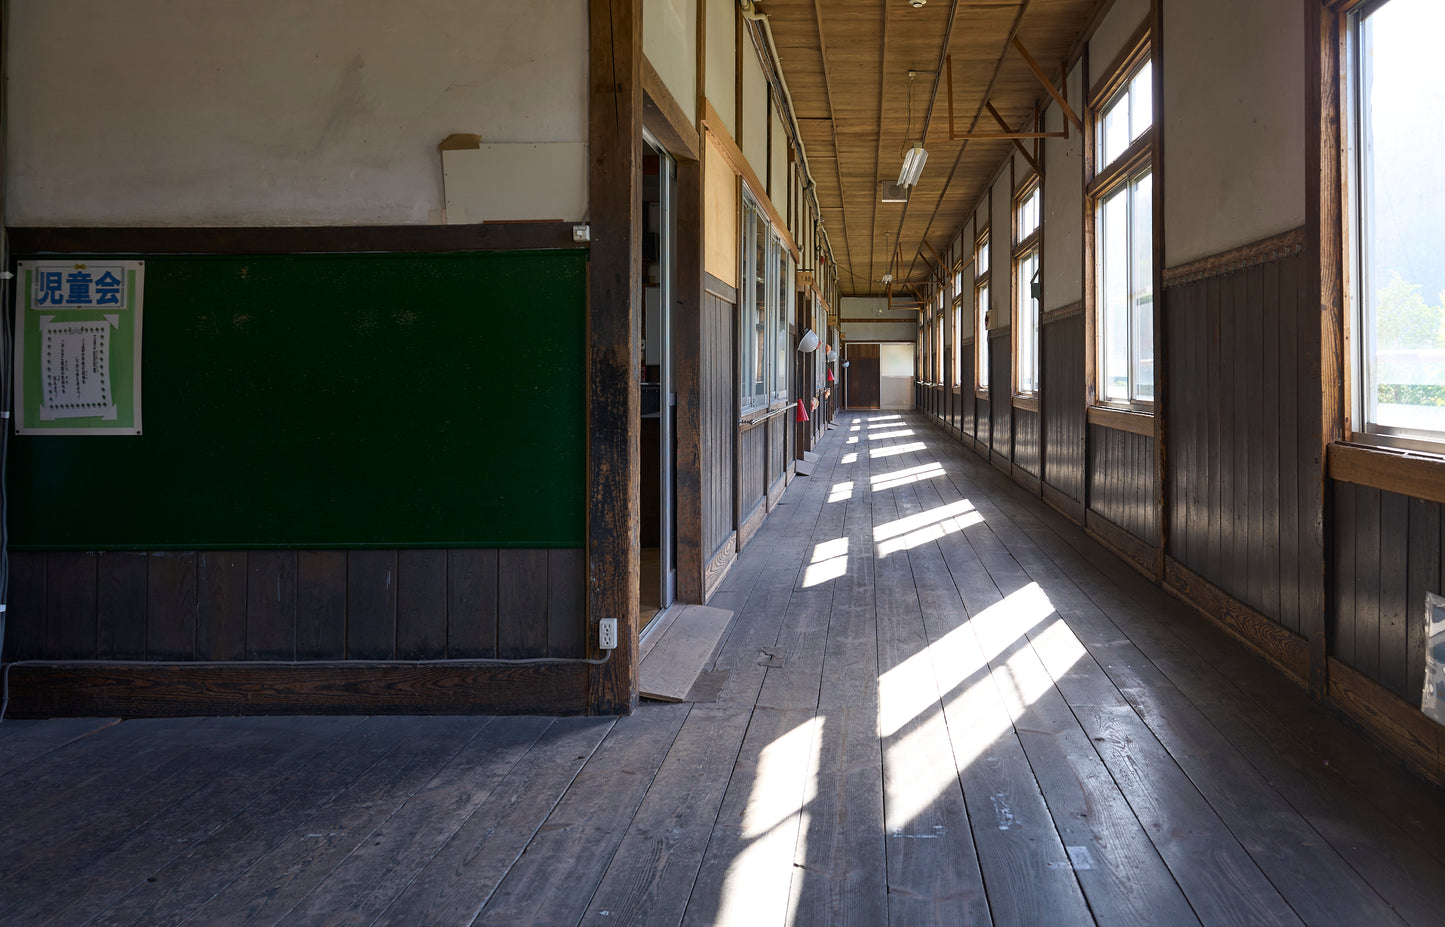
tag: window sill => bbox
[975,388,991,400]
[1013,394,1040,413]
[1087,404,1154,436]
[1328,442,1445,507]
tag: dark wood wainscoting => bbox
[1042,310,1085,502]
[1014,406,1041,477]
[5,548,587,665]
[1330,483,1442,704]
[1087,424,1157,544]
[989,329,1012,460]
[1165,243,1313,637]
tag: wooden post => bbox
[588,0,642,715]
[1152,0,1167,580]
[1304,0,1343,698]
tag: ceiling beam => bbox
[1012,36,1083,132]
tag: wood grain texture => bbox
[1163,557,1311,684]
[446,549,498,659]
[547,548,587,658]
[497,549,549,660]
[97,552,147,661]
[146,552,197,661]
[587,0,643,714]
[6,552,47,662]
[347,550,397,660]
[296,550,347,660]
[196,551,247,661]
[246,550,296,661]
[47,552,98,660]
[396,549,447,661]
[2,662,593,718]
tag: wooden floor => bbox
[7,410,1445,926]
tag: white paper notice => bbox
[41,320,114,419]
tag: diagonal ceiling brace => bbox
[987,101,1043,176]
[1012,36,1083,133]
[947,56,1067,141]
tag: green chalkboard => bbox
[8,251,587,549]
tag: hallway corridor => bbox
[4,412,1445,926]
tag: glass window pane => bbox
[1358,0,1445,441]
[978,235,990,271]
[1130,60,1153,142]
[1018,250,1040,393]
[1131,171,1154,401]
[1100,186,1131,401]
[978,283,990,388]
[1018,187,1040,240]
[953,302,962,383]
[1100,91,1130,167]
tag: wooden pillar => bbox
[587,0,642,715]
[1303,0,1344,698]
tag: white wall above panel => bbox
[645,0,698,125]
[1089,0,1150,88]
[1042,63,1084,310]
[443,143,588,224]
[6,0,588,227]
[1164,0,1305,265]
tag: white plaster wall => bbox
[705,0,736,137]
[770,109,788,206]
[841,322,917,342]
[742,42,769,184]
[1043,63,1085,309]
[645,0,697,124]
[990,172,1011,330]
[1164,0,1305,265]
[7,0,588,227]
[1089,0,1150,87]
[840,296,918,323]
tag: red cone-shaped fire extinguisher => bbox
[796,398,810,422]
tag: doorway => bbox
[845,343,880,409]
[639,136,678,630]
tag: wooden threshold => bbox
[1,661,593,718]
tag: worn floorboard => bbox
[5,413,1445,926]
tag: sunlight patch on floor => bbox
[841,452,858,464]
[877,582,1055,738]
[827,481,854,504]
[870,462,945,492]
[873,499,982,557]
[802,538,849,588]
[868,428,916,440]
[715,715,824,925]
[868,414,902,423]
[868,441,927,459]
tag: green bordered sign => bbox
[16,260,144,435]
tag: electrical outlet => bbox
[598,617,618,650]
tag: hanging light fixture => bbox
[898,143,928,187]
[897,70,928,187]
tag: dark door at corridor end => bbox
[845,343,880,410]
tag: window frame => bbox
[975,228,992,395]
[1344,0,1445,454]
[738,187,790,417]
[1013,176,1043,397]
[952,261,965,389]
[1087,32,1156,413]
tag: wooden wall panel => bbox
[977,395,991,448]
[396,549,447,660]
[702,284,737,559]
[1087,424,1156,543]
[1331,484,1443,704]
[989,330,1012,459]
[767,411,787,497]
[97,551,147,660]
[739,418,767,524]
[297,550,347,659]
[46,552,97,661]
[447,548,499,658]
[1014,407,1041,477]
[1166,252,1311,635]
[7,546,580,668]
[1042,313,1085,501]
[197,551,247,661]
[961,349,976,438]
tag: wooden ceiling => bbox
[759,0,1102,298]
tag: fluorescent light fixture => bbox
[898,143,928,187]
